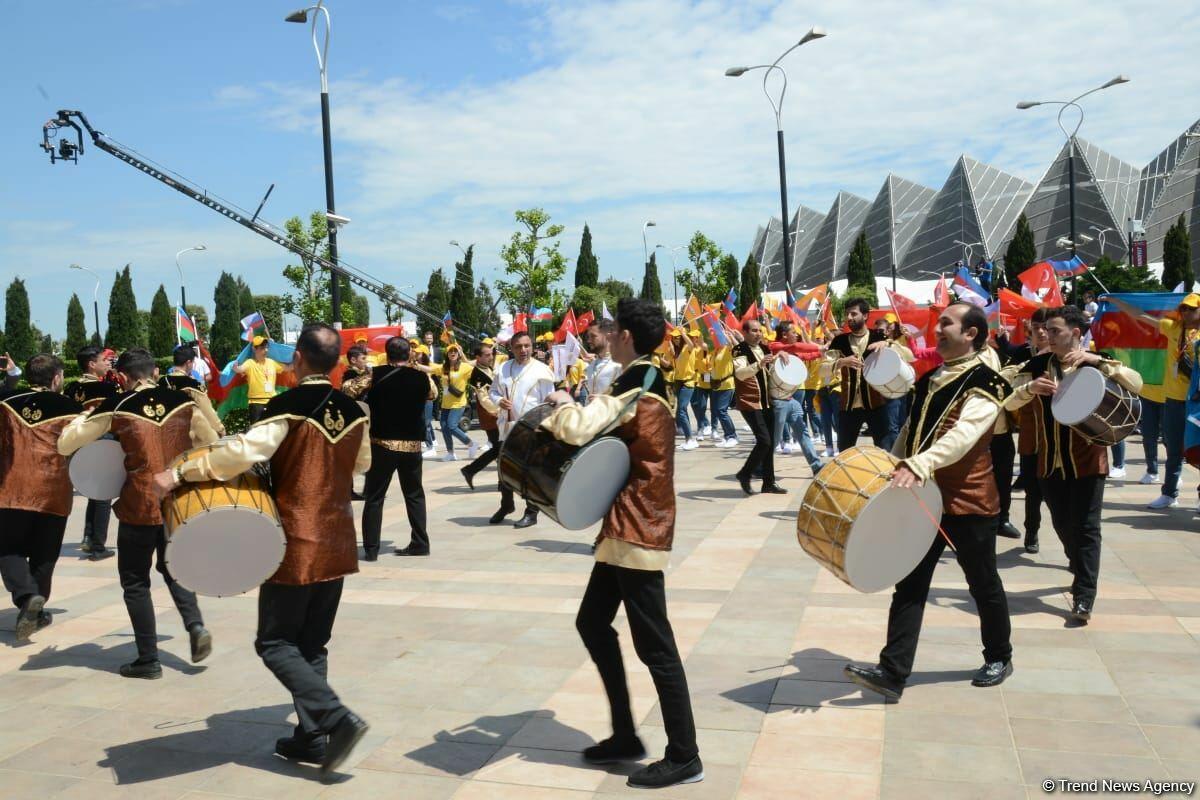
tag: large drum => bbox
[1051,366,1141,446]
[498,404,630,530]
[162,443,286,597]
[795,446,942,593]
[68,438,126,501]
[772,353,808,387]
[863,347,914,399]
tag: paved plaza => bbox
[1,433,1199,800]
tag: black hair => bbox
[385,336,410,363]
[173,346,196,367]
[76,345,102,373]
[473,342,494,358]
[1045,305,1089,336]
[949,302,989,351]
[116,348,156,380]
[775,320,794,337]
[295,323,340,372]
[594,318,617,334]
[615,297,665,356]
[1030,306,1051,324]
[845,298,870,316]
[347,344,368,361]
[26,354,64,388]
[510,330,533,346]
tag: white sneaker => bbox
[467,442,480,459]
[683,438,699,451]
[442,452,458,462]
[422,448,439,460]
[741,423,752,433]
[723,438,739,448]
[712,430,724,442]
[783,442,797,455]
[1140,472,1161,485]
[1147,495,1178,510]
[700,425,712,437]
[1109,466,1126,479]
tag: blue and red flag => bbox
[952,267,989,307]
[1048,255,1088,277]
[529,306,553,322]
[723,287,738,314]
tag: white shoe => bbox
[1140,472,1161,485]
[700,425,712,437]
[741,423,752,433]
[724,438,739,448]
[422,449,439,460]
[823,448,834,458]
[712,429,724,442]
[1147,495,1178,509]
[442,452,458,462]
[1109,466,1126,479]
[782,442,797,455]
[683,438,699,451]
[467,442,480,459]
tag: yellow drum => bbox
[163,443,286,597]
[795,445,941,593]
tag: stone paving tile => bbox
[1,433,1198,798]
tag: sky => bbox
[3,0,1199,338]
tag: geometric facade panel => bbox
[784,205,828,289]
[862,174,936,281]
[796,191,871,286]
[1136,118,1200,224]
[898,157,985,279]
[1145,138,1200,279]
[965,155,1035,260]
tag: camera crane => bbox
[41,109,474,342]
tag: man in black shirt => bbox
[63,346,121,560]
[360,337,434,559]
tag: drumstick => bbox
[907,487,957,554]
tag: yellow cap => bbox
[688,328,702,337]
[670,328,683,337]
[481,337,495,346]
[1180,293,1200,309]
[354,334,368,343]
[884,312,898,323]
[409,338,420,345]
[252,335,268,347]
[416,344,430,355]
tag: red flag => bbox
[723,308,742,333]
[513,312,528,333]
[576,310,594,333]
[1018,262,1065,308]
[555,309,578,343]
[740,301,759,324]
[933,275,950,307]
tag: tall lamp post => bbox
[174,244,206,311]
[69,264,103,343]
[655,244,684,323]
[287,1,343,328]
[726,26,826,285]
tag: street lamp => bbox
[641,221,656,267]
[174,244,206,311]
[69,264,103,342]
[726,26,827,284]
[286,1,343,328]
[1090,225,1115,255]
[655,244,685,323]
[953,240,982,269]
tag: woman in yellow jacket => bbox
[438,343,475,461]
[709,342,738,447]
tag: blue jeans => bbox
[803,390,820,437]
[1141,398,1162,476]
[691,388,710,430]
[884,398,905,452]
[1111,440,1125,470]
[423,401,435,447]
[1162,398,1186,497]
[711,389,736,439]
[675,384,694,439]
[818,388,838,452]
[773,396,822,470]
[440,406,471,451]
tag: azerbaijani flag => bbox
[177,306,197,343]
[1048,255,1088,277]
[529,306,554,322]
[1092,293,1183,390]
[952,267,989,307]
[241,311,268,342]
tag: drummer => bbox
[160,345,225,437]
[731,319,783,496]
[1005,305,1142,624]
[845,302,1015,701]
[64,346,121,560]
[767,321,823,475]
[0,355,83,641]
[58,348,219,678]
[826,299,912,451]
[153,323,372,774]
[460,341,500,490]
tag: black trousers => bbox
[463,428,501,478]
[0,509,68,608]
[116,522,203,661]
[1039,475,1105,604]
[879,514,1012,683]
[837,405,891,451]
[83,499,111,548]
[1019,454,1042,542]
[256,579,349,740]
[576,562,698,763]
[361,445,427,554]
[990,432,1015,524]
[738,408,775,486]
[248,403,268,424]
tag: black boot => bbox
[14,595,45,643]
[120,659,163,680]
[513,511,539,529]
[461,467,476,491]
[321,712,369,777]
[276,735,325,764]
[844,663,903,701]
[489,503,516,524]
[189,624,212,664]
[582,734,646,765]
[998,520,1021,539]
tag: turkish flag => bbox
[555,309,578,343]
[576,310,594,333]
[1018,262,1064,308]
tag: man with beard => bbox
[460,341,500,490]
[825,299,912,451]
[732,319,783,496]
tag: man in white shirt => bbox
[581,319,622,404]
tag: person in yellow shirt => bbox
[438,344,474,461]
[708,342,738,447]
[687,330,712,440]
[669,330,699,450]
[234,336,291,423]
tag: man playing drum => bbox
[538,298,703,789]
[1005,306,1141,624]
[825,299,912,451]
[160,345,225,437]
[460,340,501,490]
[845,303,1015,701]
[64,346,121,560]
[768,321,824,475]
[732,319,784,496]
[152,324,372,775]
[58,348,219,679]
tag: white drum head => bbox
[843,480,941,593]
[1052,366,1105,426]
[863,348,902,386]
[165,508,286,597]
[555,437,631,530]
[69,439,127,500]
[773,355,807,386]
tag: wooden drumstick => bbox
[908,487,957,554]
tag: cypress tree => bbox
[420,269,452,336]
[720,253,740,296]
[846,230,874,287]
[236,277,255,322]
[350,291,370,327]
[639,252,663,304]
[211,271,243,364]
[104,265,140,351]
[4,278,35,362]
[574,224,599,287]
[149,285,176,356]
[253,295,286,341]
[476,280,502,336]
[1004,213,1037,289]
[739,255,761,316]
[185,305,209,340]
[1163,215,1193,291]
[449,245,480,336]
[65,293,89,356]
[137,310,152,348]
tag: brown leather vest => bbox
[1022,355,1108,479]
[1016,401,1036,456]
[0,392,81,516]
[601,393,676,550]
[110,401,195,526]
[733,342,769,411]
[931,407,999,516]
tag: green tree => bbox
[570,278,634,319]
[842,283,878,310]
[720,254,740,298]
[65,293,89,356]
[738,255,761,316]
[1004,213,1037,289]
[497,208,569,312]
[185,305,210,340]
[1077,255,1160,295]
[253,295,286,341]
[380,284,404,325]
[416,269,452,336]
[574,223,599,287]
[476,280,502,336]
[148,284,176,356]
[449,245,480,335]
[676,231,732,305]
[137,310,152,348]
[38,331,53,354]
[281,211,336,324]
[846,231,874,287]
[639,252,663,304]
[236,277,255,322]
[211,271,244,364]
[4,278,35,362]
[349,290,370,327]
[1163,215,1193,292]
[598,277,634,300]
[104,265,140,351]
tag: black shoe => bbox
[627,755,704,788]
[1071,598,1092,623]
[350,490,365,501]
[843,663,904,702]
[321,712,369,777]
[89,547,115,561]
[461,467,476,491]
[513,512,538,529]
[583,734,647,765]
[363,551,378,562]
[971,660,1013,687]
[79,540,93,554]
[36,611,52,630]
[189,625,212,664]
[1024,540,1039,554]
[120,659,163,680]
[761,483,787,494]
[14,595,45,643]
[736,474,754,496]
[489,504,516,524]
[998,521,1021,539]
[275,735,326,764]
[394,546,430,557]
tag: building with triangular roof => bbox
[861,174,937,283]
[794,192,871,286]
[776,206,826,290]
[1135,118,1200,225]
[1144,135,1200,277]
